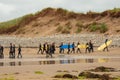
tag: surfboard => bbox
[60,44,74,49]
[97,40,112,51]
[78,44,87,49]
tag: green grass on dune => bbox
[0,14,34,30]
[0,7,119,33]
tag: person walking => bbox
[67,43,70,54]
[59,42,64,54]
[43,43,47,54]
[51,42,55,54]
[0,45,1,58]
[49,44,53,58]
[37,43,42,54]
[89,40,94,53]
[1,46,4,58]
[85,42,90,53]
[17,45,22,58]
[9,43,13,58]
[76,42,81,53]
[103,39,109,52]
[46,43,50,58]
[71,42,75,53]
[13,44,16,58]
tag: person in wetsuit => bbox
[103,39,109,52]
[37,43,42,54]
[9,43,13,58]
[67,43,70,54]
[12,44,16,58]
[0,45,4,58]
[76,42,81,53]
[43,43,47,54]
[59,42,64,54]
[85,42,90,53]
[71,42,75,53]
[89,40,94,53]
[17,45,22,58]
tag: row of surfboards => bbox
[60,40,112,51]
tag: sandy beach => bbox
[0,47,120,80]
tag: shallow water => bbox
[0,58,119,66]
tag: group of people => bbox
[37,42,55,58]
[9,43,22,59]
[0,39,109,59]
[59,40,94,54]
[0,43,22,59]
[37,39,109,57]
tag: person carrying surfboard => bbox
[103,39,109,51]
[85,42,90,53]
[76,42,81,53]
[71,42,75,53]
[59,42,64,54]
[67,43,70,54]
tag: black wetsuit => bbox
[103,39,109,51]
[89,42,94,53]
[9,45,13,58]
[71,43,75,53]
[67,44,70,54]
[17,46,22,58]
[43,44,46,54]
[13,46,15,58]
[37,44,42,54]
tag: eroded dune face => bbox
[0,8,120,37]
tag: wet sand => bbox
[0,47,120,80]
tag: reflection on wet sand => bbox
[0,58,119,67]
[0,62,4,66]
[10,62,15,66]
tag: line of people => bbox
[0,43,22,59]
[37,39,109,56]
[59,40,94,54]
[37,42,55,58]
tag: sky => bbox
[0,0,120,22]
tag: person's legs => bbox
[13,52,15,58]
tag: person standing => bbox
[9,43,13,58]
[71,42,75,53]
[13,44,16,58]
[89,40,94,53]
[103,39,109,51]
[17,45,22,58]
[76,42,81,53]
[37,43,42,54]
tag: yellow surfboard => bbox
[78,44,87,49]
[97,40,112,51]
